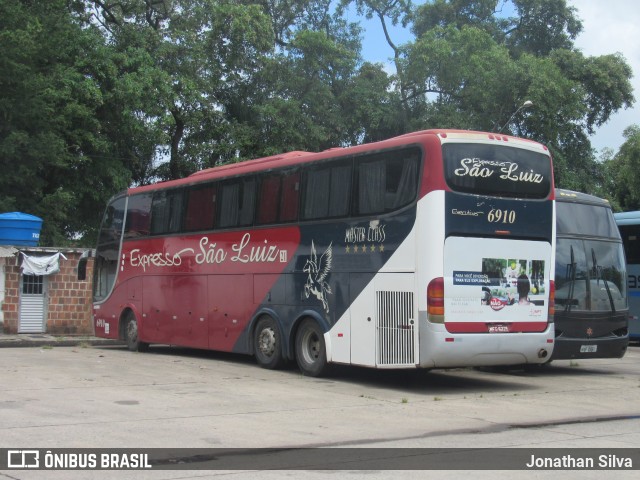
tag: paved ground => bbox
[0,337,638,479]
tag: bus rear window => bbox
[443,144,552,199]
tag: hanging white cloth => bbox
[20,252,67,276]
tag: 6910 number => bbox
[488,209,516,224]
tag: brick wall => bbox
[1,250,94,335]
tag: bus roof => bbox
[403,129,549,151]
[555,189,611,208]
[128,129,550,195]
[614,210,640,225]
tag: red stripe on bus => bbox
[444,322,548,333]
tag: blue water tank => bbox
[0,212,43,246]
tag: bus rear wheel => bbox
[124,312,149,352]
[295,319,328,377]
[254,316,284,369]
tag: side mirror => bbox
[77,250,93,281]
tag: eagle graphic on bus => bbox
[303,241,333,314]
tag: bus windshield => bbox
[555,239,627,312]
[94,196,126,301]
[557,202,619,237]
[555,200,627,312]
[443,143,552,198]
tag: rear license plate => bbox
[488,325,509,333]
[580,345,597,353]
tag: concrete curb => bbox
[0,334,124,348]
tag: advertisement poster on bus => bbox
[443,237,550,326]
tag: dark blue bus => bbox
[552,189,629,360]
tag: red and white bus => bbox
[83,130,556,376]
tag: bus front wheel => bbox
[254,316,284,369]
[124,312,149,352]
[295,319,328,377]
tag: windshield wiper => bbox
[564,245,577,313]
[591,248,616,313]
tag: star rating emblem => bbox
[344,244,387,254]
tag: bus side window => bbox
[302,160,352,220]
[150,188,185,235]
[257,175,281,225]
[355,149,419,216]
[620,226,640,264]
[124,193,152,238]
[219,177,256,228]
[280,171,300,222]
[184,183,217,232]
[257,170,300,225]
[386,151,419,209]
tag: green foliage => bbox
[0,0,636,245]
[505,0,582,56]
[401,0,633,196]
[0,0,132,246]
[606,126,640,210]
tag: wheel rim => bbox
[258,327,277,358]
[127,319,138,344]
[300,329,320,365]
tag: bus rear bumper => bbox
[550,335,629,360]
[419,323,555,368]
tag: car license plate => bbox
[580,345,597,353]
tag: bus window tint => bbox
[555,239,589,310]
[150,189,184,234]
[557,202,618,237]
[95,196,126,301]
[279,171,300,222]
[619,224,640,264]
[219,177,256,228]
[184,183,217,231]
[356,149,420,215]
[302,161,352,220]
[587,240,627,311]
[443,144,551,198]
[97,196,126,245]
[257,175,281,225]
[124,193,151,239]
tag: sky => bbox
[353,0,640,154]
[568,0,640,153]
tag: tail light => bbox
[427,277,444,323]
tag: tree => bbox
[339,0,414,129]
[389,0,633,193]
[0,0,133,245]
[2,0,635,246]
[89,0,276,178]
[606,125,640,210]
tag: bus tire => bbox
[124,312,149,353]
[295,318,328,377]
[254,316,284,369]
